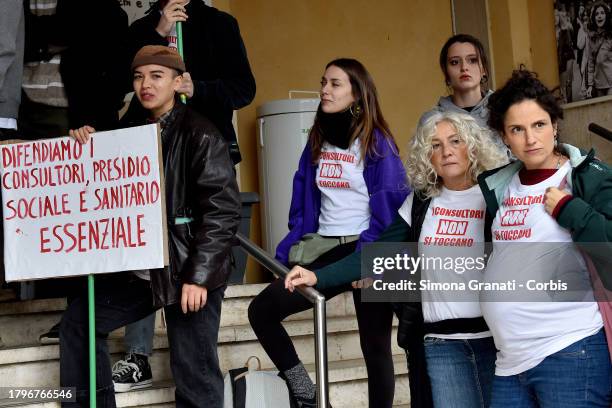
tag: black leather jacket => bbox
[122,103,240,307]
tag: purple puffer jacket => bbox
[275,130,410,265]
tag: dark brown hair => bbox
[589,2,612,34]
[309,58,397,162]
[438,34,490,94]
[487,68,565,156]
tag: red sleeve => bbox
[552,194,574,219]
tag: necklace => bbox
[555,153,567,169]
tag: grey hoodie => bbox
[0,1,24,121]
[418,90,509,156]
[419,90,493,128]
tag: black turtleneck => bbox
[318,107,354,149]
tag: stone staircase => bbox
[0,283,410,407]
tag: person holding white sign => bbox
[59,45,240,408]
[114,0,255,390]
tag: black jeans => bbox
[248,243,396,408]
[59,273,225,408]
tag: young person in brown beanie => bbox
[59,45,240,408]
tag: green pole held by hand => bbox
[88,274,96,407]
[176,21,187,104]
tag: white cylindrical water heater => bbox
[256,98,319,254]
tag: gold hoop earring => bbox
[349,103,361,118]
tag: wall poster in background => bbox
[554,0,612,105]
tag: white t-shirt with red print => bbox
[419,185,491,339]
[482,162,603,376]
[491,162,573,243]
[317,140,370,236]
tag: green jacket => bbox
[477,143,612,289]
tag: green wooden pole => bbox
[88,274,96,408]
[176,21,187,104]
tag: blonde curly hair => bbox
[406,111,507,198]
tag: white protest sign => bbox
[0,124,167,281]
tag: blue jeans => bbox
[424,336,496,408]
[124,312,155,356]
[490,329,612,408]
[59,274,226,408]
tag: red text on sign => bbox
[39,214,147,253]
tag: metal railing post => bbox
[313,295,329,408]
[235,233,330,407]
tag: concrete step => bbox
[0,355,410,408]
[0,284,357,348]
[0,297,66,316]
[304,354,410,406]
[0,282,266,318]
[0,380,175,408]
[0,284,406,407]
[0,288,17,302]
[0,316,401,388]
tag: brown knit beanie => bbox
[131,45,186,72]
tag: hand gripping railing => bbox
[235,232,329,407]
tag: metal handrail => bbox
[236,232,329,407]
[588,123,612,143]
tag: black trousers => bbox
[248,243,396,408]
[59,273,225,408]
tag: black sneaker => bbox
[112,353,153,392]
[39,322,60,344]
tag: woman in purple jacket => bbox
[248,58,409,407]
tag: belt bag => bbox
[288,232,359,266]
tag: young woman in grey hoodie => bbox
[419,34,507,155]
